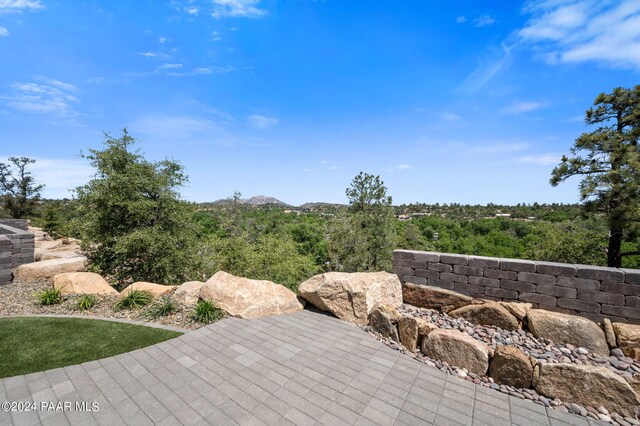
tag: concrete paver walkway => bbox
[1,309,604,425]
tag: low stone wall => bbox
[393,250,640,324]
[0,220,34,285]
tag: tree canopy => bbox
[0,157,44,218]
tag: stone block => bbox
[518,293,556,306]
[627,296,640,308]
[484,287,518,299]
[602,305,640,320]
[404,275,427,285]
[576,265,623,282]
[468,256,500,269]
[536,285,576,299]
[501,279,535,293]
[427,262,452,273]
[403,260,426,270]
[415,269,439,280]
[534,261,577,277]
[426,278,454,289]
[582,312,626,325]
[601,281,640,296]
[556,298,601,314]
[394,250,439,262]
[395,267,414,276]
[484,269,517,280]
[440,273,468,284]
[517,272,556,286]
[576,290,625,305]
[468,276,500,288]
[453,264,483,277]
[0,237,11,247]
[499,259,535,273]
[621,269,640,285]
[440,254,469,266]
[453,282,484,296]
[557,276,600,291]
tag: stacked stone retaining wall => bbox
[393,250,640,324]
[0,219,34,285]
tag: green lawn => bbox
[0,317,182,378]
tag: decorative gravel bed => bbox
[362,303,640,426]
[0,279,205,330]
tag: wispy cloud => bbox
[131,114,234,146]
[383,164,412,172]
[0,26,7,36]
[158,36,170,43]
[138,51,161,58]
[456,16,466,23]
[3,78,82,123]
[458,43,512,93]
[468,141,529,156]
[502,100,546,114]
[473,14,496,27]
[518,0,640,69]
[518,154,561,166]
[0,0,43,14]
[441,112,461,121]
[159,63,183,70]
[211,0,266,18]
[246,114,278,129]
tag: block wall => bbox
[0,220,34,285]
[393,250,640,324]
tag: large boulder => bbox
[14,257,88,283]
[369,305,400,341]
[120,282,177,299]
[399,316,437,351]
[421,329,491,375]
[298,272,402,325]
[489,346,533,388]
[52,272,117,295]
[402,283,472,313]
[173,281,205,305]
[612,323,640,360]
[449,302,519,331]
[526,309,609,357]
[533,363,640,417]
[499,302,532,321]
[200,271,304,319]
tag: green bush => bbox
[115,290,153,310]
[143,296,177,319]
[76,294,96,311]
[36,287,62,305]
[192,299,224,324]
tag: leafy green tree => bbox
[0,157,44,218]
[328,172,396,271]
[75,130,203,285]
[551,86,640,267]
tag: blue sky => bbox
[0,0,639,205]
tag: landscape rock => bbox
[120,282,177,299]
[499,301,533,321]
[402,283,472,312]
[399,316,437,351]
[52,272,117,295]
[533,363,640,417]
[298,271,402,324]
[526,309,609,357]
[201,271,304,319]
[173,281,205,305]
[449,302,519,331]
[604,318,618,349]
[14,257,88,283]
[489,346,533,388]
[612,323,640,360]
[369,305,400,342]
[421,328,491,375]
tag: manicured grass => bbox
[0,317,182,378]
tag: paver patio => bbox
[1,309,606,425]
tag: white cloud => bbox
[458,43,512,93]
[302,168,312,172]
[3,78,80,120]
[186,6,199,15]
[473,14,496,27]
[138,52,159,58]
[131,114,232,146]
[158,36,170,43]
[211,0,266,18]
[383,164,412,172]
[502,100,546,114]
[0,26,7,36]
[518,0,640,69]
[518,154,561,166]
[159,63,183,69]
[0,0,43,14]
[246,114,278,129]
[468,141,529,156]
[456,16,466,23]
[441,112,461,121]
[396,164,412,170]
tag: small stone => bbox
[576,347,589,355]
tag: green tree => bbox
[551,86,640,267]
[328,172,396,271]
[0,157,44,218]
[75,130,203,286]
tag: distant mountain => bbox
[203,195,290,207]
[298,202,347,209]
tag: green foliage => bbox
[551,86,640,267]
[115,290,153,310]
[76,295,96,311]
[36,287,62,305]
[75,130,204,285]
[0,157,44,218]
[192,299,225,324]
[525,222,607,266]
[143,296,177,319]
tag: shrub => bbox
[192,299,224,324]
[76,294,96,310]
[143,296,177,319]
[115,290,153,310]
[36,287,62,305]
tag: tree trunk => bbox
[608,226,623,268]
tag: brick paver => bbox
[1,309,607,425]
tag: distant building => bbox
[495,213,511,218]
